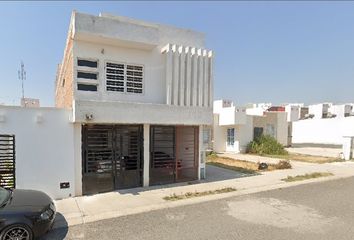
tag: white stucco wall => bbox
[0,106,75,199]
[285,105,300,122]
[276,112,288,146]
[213,114,253,153]
[292,117,354,145]
[74,40,166,104]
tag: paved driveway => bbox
[42,176,354,240]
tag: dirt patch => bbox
[207,155,291,173]
[265,153,342,164]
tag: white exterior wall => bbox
[292,117,354,145]
[0,107,75,199]
[309,103,331,119]
[329,104,353,118]
[285,105,300,122]
[74,40,166,104]
[213,114,253,153]
[213,100,232,114]
[276,112,288,146]
[213,114,226,152]
[246,108,265,116]
[219,107,247,126]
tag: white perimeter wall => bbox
[0,107,76,199]
[292,117,354,145]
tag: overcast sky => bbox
[1,1,354,106]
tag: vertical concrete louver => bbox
[162,44,213,107]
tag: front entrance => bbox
[82,124,143,195]
[150,125,199,185]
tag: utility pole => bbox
[18,61,26,99]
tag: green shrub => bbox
[246,135,288,155]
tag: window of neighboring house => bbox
[78,59,98,68]
[106,62,143,94]
[266,124,276,138]
[61,78,65,87]
[227,128,235,147]
[77,84,97,92]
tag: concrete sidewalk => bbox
[53,160,354,229]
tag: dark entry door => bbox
[82,125,143,195]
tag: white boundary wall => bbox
[292,117,354,145]
[0,106,75,199]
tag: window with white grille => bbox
[106,62,143,94]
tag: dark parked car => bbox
[0,187,56,240]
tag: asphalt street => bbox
[42,176,354,240]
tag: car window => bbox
[0,188,10,206]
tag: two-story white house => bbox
[55,12,213,196]
[0,11,213,200]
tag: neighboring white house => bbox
[292,103,354,146]
[329,104,353,118]
[0,11,214,199]
[245,103,272,116]
[213,100,288,153]
[308,103,333,119]
[284,103,304,122]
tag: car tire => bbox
[0,224,33,240]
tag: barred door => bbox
[82,125,143,195]
[0,135,15,189]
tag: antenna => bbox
[18,61,26,99]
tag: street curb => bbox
[53,172,354,229]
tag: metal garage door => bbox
[150,126,198,185]
[82,125,143,195]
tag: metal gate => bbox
[150,126,176,185]
[150,126,198,185]
[0,135,15,189]
[82,125,143,195]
